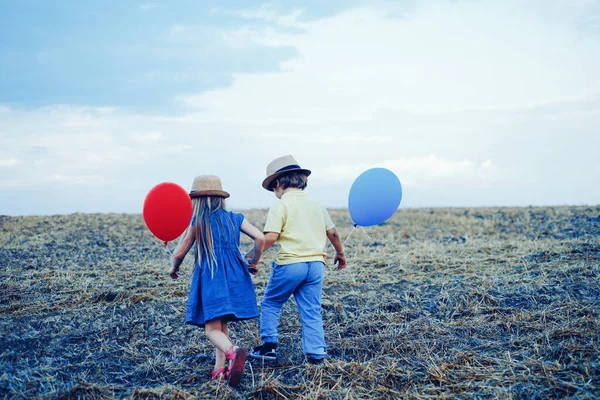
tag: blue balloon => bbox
[348,168,402,226]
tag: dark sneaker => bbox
[249,342,277,361]
[306,356,325,365]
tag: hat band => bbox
[275,164,301,173]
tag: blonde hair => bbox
[173,195,231,277]
[194,196,225,268]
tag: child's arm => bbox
[241,220,265,275]
[262,202,283,252]
[263,232,279,252]
[244,232,279,272]
[170,228,194,279]
[244,231,278,273]
[326,228,347,270]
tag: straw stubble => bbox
[1,206,598,398]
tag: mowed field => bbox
[1,207,599,399]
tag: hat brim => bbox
[190,190,230,198]
[262,168,312,191]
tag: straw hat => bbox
[262,155,312,191]
[189,175,230,198]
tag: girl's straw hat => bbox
[189,175,230,198]
[262,155,312,191]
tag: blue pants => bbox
[259,261,326,359]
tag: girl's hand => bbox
[169,266,179,280]
[248,264,259,275]
[245,250,260,275]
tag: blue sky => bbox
[0,0,362,112]
[1,1,330,110]
[1,0,599,215]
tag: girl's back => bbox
[169,175,264,387]
[185,206,256,327]
[206,210,242,250]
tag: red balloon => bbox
[143,182,193,244]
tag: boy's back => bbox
[250,154,346,364]
[264,190,335,265]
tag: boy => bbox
[249,155,346,364]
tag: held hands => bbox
[334,251,347,270]
[245,250,260,275]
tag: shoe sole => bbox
[249,353,277,362]
[227,348,247,387]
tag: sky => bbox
[1,0,599,216]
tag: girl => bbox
[169,175,265,387]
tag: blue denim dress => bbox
[185,210,258,327]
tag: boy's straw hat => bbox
[262,155,312,191]
[189,175,230,198]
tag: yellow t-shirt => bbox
[263,190,335,265]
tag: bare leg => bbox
[206,318,246,386]
[205,318,236,367]
[214,348,225,371]
[213,321,229,370]
[219,322,230,368]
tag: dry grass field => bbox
[1,206,599,399]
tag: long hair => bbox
[194,196,225,269]
[173,195,229,277]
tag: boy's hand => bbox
[169,266,179,280]
[248,264,259,275]
[326,228,346,270]
[334,251,346,270]
[245,251,259,275]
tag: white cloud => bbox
[1,0,599,214]
[183,2,600,119]
[0,106,196,191]
[0,179,26,189]
[259,133,392,144]
[130,131,165,143]
[47,174,107,185]
[237,6,304,28]
[163,144,192,154]
[0,157,20,167]
[164,24,228,47]
[322,155,502,187]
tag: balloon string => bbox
[343,225,358,245]
[343,224,372,245]
[163,241,173,257]
[359,226,372,240]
